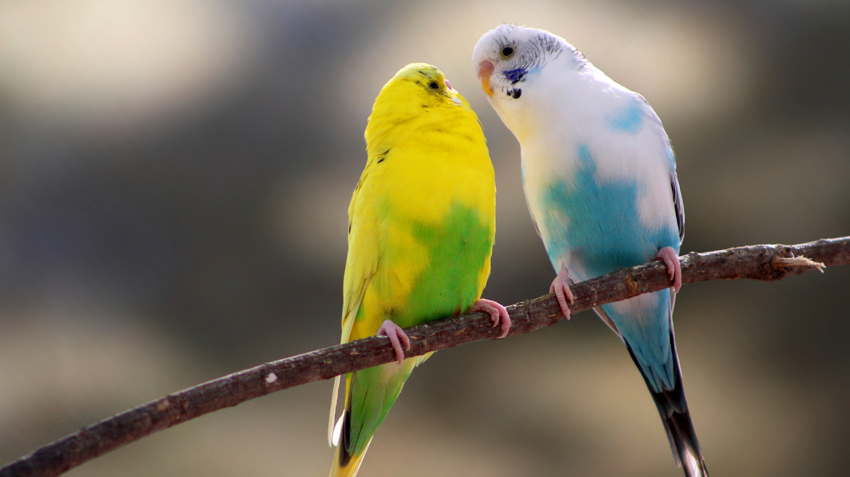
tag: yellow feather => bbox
[328,63,496,476]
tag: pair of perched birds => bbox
[328,25,707,477]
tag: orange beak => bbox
[477,61,494,97]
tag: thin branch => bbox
[2,237,849,477]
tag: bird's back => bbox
[518,63,680,280]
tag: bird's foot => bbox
[549,266,574,319]
[377,320,410,365]
[473,298,511,338]
[657,246,682,293]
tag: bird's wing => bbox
[639,92,684,244]
[328,153,384,445]
[671,169,685,243]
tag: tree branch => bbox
[2,237,848,477]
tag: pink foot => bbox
[377,320,410,365]
[549,266,574,320]
[657,246,682,293]
[473,298,511,338]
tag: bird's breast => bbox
[523,141,679,276]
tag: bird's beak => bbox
[477,61,494,97]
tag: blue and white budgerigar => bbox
[473,25,707,476]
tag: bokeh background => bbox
[1,0,848,475]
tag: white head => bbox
[472,25,589,97]
[472,25,589,136]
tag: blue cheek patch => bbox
[606,100,645,134]
[538,143,679,276]
[503,67,527,84]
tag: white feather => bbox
[475,26,678,242]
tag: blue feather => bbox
[503,67,527,83]
[606,99,645,134]
[539,144,679,274]
[538,143,679,392]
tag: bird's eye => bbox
[501,46,514,57]
[428,81,439,90]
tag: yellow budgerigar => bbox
[328,63,511,477]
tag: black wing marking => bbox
[671,171,685,243]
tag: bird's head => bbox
[372,63,468,116]
[472,25,585,104]
[366,63,477,150]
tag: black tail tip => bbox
[339,410,353,467]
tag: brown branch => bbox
[2,237,849,477]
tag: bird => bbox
[473,25,706,476]
[327,62,511,477]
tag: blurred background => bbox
[0,0,848,475]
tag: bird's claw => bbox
[377,320,410,365]
[549,266,574,319]
[473,298,511,338]
[657,246,682,293]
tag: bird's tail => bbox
[329,409,370,477]
[329,451,366,477]
[627,330,709,477]
[328,357,425,477]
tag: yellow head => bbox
[365,63,476,143]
